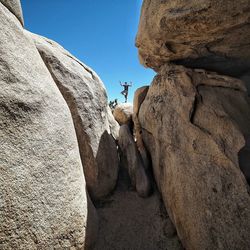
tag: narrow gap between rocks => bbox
[92,108,183,250]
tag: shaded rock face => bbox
[118,125,151,197]
[0,0,23,25]
[136,0,250,76]
[0,3,97,249]
[30,32,119,200]
[133,86,150,170]
[107,106,120,140]
[138,64,250,250]
[113,103,133,126]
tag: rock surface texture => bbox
[138,64,250,250]
[113,103,133,126]
[30,32,119,200]
[136,0,250,76]
[136,1,250,249]
[133,86,150,170]
[118,125,151,197]
[0,0,23,25]
[0,3,97,249]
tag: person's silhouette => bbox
[120,81,132,103]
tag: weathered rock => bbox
[107,106,120,140]
[118,125,151,197]
[139,64,250,250]
[238,137,250,185]
[241,73,250,96]
[136,0,250,76]
[133,86,149,117]
[29,32,119,200]
[133,86,150,170]
[113,103,133,126]
[0,0,23,25]
[0,3,97,249]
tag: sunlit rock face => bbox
[30,32,120,201]
[136,1,250,249]
[136,0,250,76]
[138,64,250,250]
[0,0,23,25]
[0,2,97,249]
[113,103,133,126]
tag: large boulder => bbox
[0,3,97,249]
[118,125,151,197]
[133,86,150,170]
[138,64,250,250]
[136,0,250,76]
[113,103,133,126]
[29,32,119,200]
[0,0,23,25]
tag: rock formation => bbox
[118,124,151,197]
[0,0,23,25]
[136,1,250,249]
[138,64,250,249]
[136,0,250,77]
[29,32,119,200]
[2,0,250,249]
[133,86,150,170]
[0,2,97,249]
[113,103,133,126]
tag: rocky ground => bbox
[93,167,183,250]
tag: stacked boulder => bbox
[136,0,250,249]
[113,103,133,127]
[113,103,152,197]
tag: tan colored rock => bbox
[133,86,150,169]
[139,64,250,250]
[136,0,250,76]
[29,32,119,200]
[133,86,149,117]
[113,103,133,126]
[238,137,250,185]
[0,3,97,249]
[0,0,23,25]
[118,125,151,197]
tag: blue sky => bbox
[21,0,155,103]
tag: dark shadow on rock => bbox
[118,124,152,197]
[85,130,120,248]
[84,191,99,250]
[94,130,119,199]
[174,56,250,78]
[238,136,250,185]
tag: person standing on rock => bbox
[120,81,132,103]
